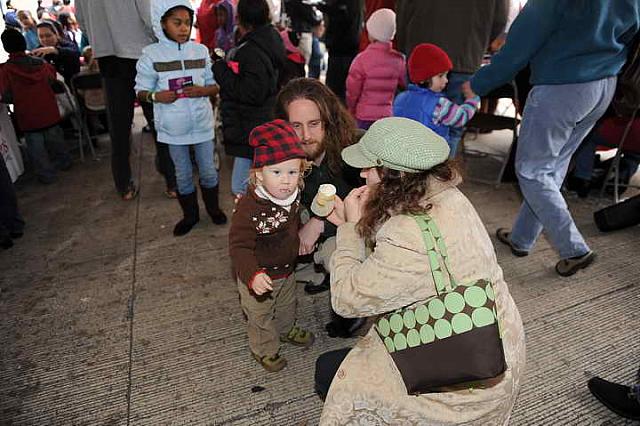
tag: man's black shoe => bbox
[304,274,330,294]
[326,317,366,338]
[588,377,640,420]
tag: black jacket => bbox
[284,0,321,33]
[44,39,80,86]
[214,25,286,159]
[301,157,362,239]
[318,0,363,56]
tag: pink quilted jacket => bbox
[346,42,407,122]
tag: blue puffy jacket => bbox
[393,85,450,142]
[135,0,215,145]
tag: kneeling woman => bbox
[315,117,526,424]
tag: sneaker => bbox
[555,251,596,277]
[280,325,315,348]
[252,353,287,372]
[495,228,529,257]
[588,377,640,420]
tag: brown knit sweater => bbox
[229,188,301,286]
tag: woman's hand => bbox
[326,196,345,227]
[251,273,273,295]
[298,217,324,255]
[344,185,370,224]
[30,46,58,57]
[154,90,178,104]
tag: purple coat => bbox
[346,42,406,122]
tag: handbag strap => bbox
[412,214,458,294]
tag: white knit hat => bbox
[366,8,396,43]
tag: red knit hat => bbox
[250,119,306,168]
[408,43,453,84]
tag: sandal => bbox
[280,326,315,348]
[252,353,287,372]
[121,184,139,201]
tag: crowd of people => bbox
[1,0,639,424]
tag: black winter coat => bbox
[213,25,286,159]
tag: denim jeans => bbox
[444,72,473,157]
[24,125,70,181]
[510,77,616,259]
[168,141,218,195]
[231,156,252,196]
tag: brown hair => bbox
[275,78,357,178]
[357,160,459,244]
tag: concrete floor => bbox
[1,112,639,425]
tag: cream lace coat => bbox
[321,179,526,425]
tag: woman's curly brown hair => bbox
[275,78,357,177]
[357,160,459,244]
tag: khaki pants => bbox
[237,273,297,357]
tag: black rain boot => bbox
[200,185,227,225]
[174,191,200,236]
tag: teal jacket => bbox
[471,0,640,96]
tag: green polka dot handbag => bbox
[375,214,507,394]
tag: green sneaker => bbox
[280,326,315,348]
[252,353,287,372]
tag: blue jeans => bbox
[24,125,71,181]
[231,156,252,196]
[444,72,472,157]
[168,141,218,195]
[510,77,616,259]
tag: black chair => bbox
[462,82,521,185]
[70,72,102,161]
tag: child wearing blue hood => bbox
[136,0,227,236]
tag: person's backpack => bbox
[612,31,640,117]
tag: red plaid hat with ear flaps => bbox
[249,119,307,168]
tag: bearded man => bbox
[275,78,365,337]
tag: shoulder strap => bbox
[412,214,457,294]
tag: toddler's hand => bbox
[461,81,477,100]
[251,273,273,295]
[155,90,178,103]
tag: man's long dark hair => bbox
[275,78,357,177]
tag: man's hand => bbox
[298,217,324,255]
[251,273,273,295]
[154,90,178,103]
[30,46,57,57]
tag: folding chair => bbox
[598,109,640,202]
[461,82,521,185]
[70,73,102,161]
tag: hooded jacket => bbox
[0,53,61,132]
[213,24,286,159]
[214,0,235,52]
[135,0,215,146]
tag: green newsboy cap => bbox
[341,117,450,173]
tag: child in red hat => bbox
[393,43,480,156]
[229,119,314,372]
